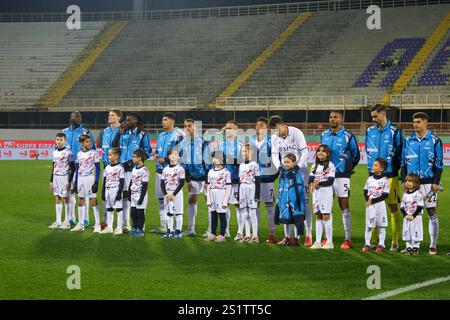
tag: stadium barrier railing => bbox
[1,0,450,23]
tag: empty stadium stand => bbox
[0,21,106,109]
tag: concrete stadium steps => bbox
[233,5,450,102]
[0,22,107,109]
[61,14,298,107]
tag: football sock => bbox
[266,202,276,236]
[78,205,85,225]
[237,208,246,235]
[84,202,89,222]
[429,215,439,248]
[123,199,130,227]
[70,194,76,222]
[304,204,312,237]
[225,208,231,235]
[365,227,373,247]
[284,224,291,238]
[378,227,386,248]
[55,203,63,224]
[210,211,218,236]
[324,217,333,243]
[219,212,227,236]
[138,209,145,230]
[175,214,183,232]
[116,208,123,229]
[158,199,166,231]
[390,209,402,245]
[249,208,258,237]
[93,205,100,226]
[342,208,351,241]
[107,209,114,228]
[166,214,174,233]
[187,203,197,233]
[315,218,323,243]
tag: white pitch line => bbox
[364,275,450,300]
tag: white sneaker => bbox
[48,221,61,229]
[100,227,113,234]
[71,223,85,232]
[234,233,243,241]
[225,232,231,238]
[113,227,123,235]
[322,241,334,249]
[93,224,101,233]
[310,241,322,249]
[60,221,71,230]
[202,231,210,238]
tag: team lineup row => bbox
[48,105,445,255]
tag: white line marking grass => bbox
[364,275,450,300]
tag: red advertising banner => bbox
[0,140,449,166]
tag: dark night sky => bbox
[0,0,311,13]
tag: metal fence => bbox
[55,97,198,111]
[1,0,449,23]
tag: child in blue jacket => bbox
[275,153,306,246]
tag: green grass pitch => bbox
[0,161,449,300]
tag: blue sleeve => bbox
[349,133,360,169]
[432,138,444,184]
[142,133,152,159]
[95,162,100,183]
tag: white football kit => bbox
[103,164,125,209]
[310,162,336,214]
[130,166,150,209]
[401,190,424,242]
[76,149,99,198]
[238,161,260,209]
[364,176,390,228]
[206,168,232,213]
[161,164,185,215]
[52,148,73,198]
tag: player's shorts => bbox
[131,192,148,209]
[77,176,96,199]
[333,177,350,198]
[312,187,334,214]
[155,172,164,199]
[402,215,423,242]
[420,184,438,209]
[228,183,239,205]
[385,177,401,206]
[259,182,275,203]
[208,189,228,213]
[366,202,388,228]
[164,192,184,215]
[104,187,123,210]
[53,175,70,198]
[239,183,258,209]
[188,180,205,196]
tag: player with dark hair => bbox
[401,112,443,255]
[112,112,152,233]
[97,108,122,230]
[61,111,95,227]
[320,111,360,249]
[269,115,312,246]
[366,104,404,251]
[152,112,185,234]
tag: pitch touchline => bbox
[364,275,450,300]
